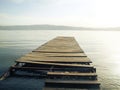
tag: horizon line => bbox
[0,24,120,29]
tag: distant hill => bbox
[0,25,120,30]
[0,25,93,30]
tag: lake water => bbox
[0,30,120,90]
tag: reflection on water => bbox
[0,30,120,90]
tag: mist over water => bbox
[0,30,120,90]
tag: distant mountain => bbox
[0,25,93,30]
[0,25,120,30]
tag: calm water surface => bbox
[0,30,120,90]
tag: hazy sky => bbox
[0,0,120,27]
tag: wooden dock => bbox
[0,36,100,89]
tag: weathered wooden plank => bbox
[43,87,99,90]
[33,37,84,53]
[15,61,93,68]
[10,66,97,78]
[17,59,91,63]
[23,55,89,60]
[45,80,100,85]
[16,56,91,63]
[47,72,97,80]
[26,52,87,57]
[45,80,100,88]
[47,72,97,76]
[11,66,96,73]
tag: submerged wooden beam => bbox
[45,79,100,85]
[10,65,96,73]
[47,72,97,77]
[45,79,100,88]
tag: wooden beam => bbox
[45,80,100,88]
[16,56,91,63]
[47,72,97,77]
[11,66,96,72]
[25,52,87,57]
[15,61,93,68]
